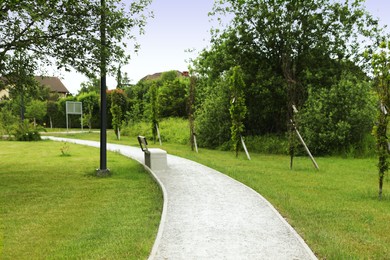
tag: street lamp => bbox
[97,0,109,176]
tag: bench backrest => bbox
[137,135,148,152]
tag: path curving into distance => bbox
[43,136,317,260]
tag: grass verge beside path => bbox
[43,131,390,259]
[0,140,162,259]
[165,145,390,259]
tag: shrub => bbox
[195,78,231,148]
[300,73,376,155]
[0,105,18,137]
[13,119,42,141]
[25,100,47,126]
[158,78,188,118]
[77,92,100,130]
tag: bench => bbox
[137,136,167,170]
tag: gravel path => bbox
[43,136,317,260]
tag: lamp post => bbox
[97,0,109,176]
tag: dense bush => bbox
[76,92,100,130]
[25,100,47,126]
[158,78,188,118]
[299,74,376,155]
[13,119,42,141]
[195,78,231,148]
[0,103,18,137]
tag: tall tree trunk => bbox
[20,89,25,121]
[282,55,298,169]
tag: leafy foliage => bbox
[108,89,127,139]
[148,83,159,143]
[300,73,376,155]
[0,104,18,137]
[13,119,42,141]
[60,142,71,156]
[1,50,39,121]
[77,92,100,131]
[188,76,196,150]
[158,78,188,118]
[195,77,231,148]
[0,0,153,77]
[193,0,385,137]
[25,100,47,127]
[229,66,247,156]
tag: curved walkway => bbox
[43,136,317,260]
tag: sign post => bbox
[65,101,83,132]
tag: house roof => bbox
[34,76,70,94]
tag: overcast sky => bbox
[60,0,390,95]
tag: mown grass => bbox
[43,129,390,259]
[164,146,390,259]
[0,140,162,259]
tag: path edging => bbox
[141,165,168,260]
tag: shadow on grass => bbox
[84,170,112,178]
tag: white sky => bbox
[58,0,390,95]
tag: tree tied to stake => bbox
[371,41,390,200]
[229,66,247,157]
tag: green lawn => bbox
[0,140,162,259]
[43,130,390,259]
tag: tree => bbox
[188,76,197,151]
[124,80,149,123]
[195,0,385,139]
[77,92,100,131]
[2,50,39,121]
[300,72,376,155]
[0,0,153,77]
[46,101,58,128]
[110,103,122,139]
[116,65,123,89]
[0,103,17,138]
[161,70,179,82]
[229,66,247,157]
[158,78,188,118]
[196,77,231,149]
[25,100,47,127]
[148,83,159,143]
[109,89,127,139]
[371,41,390,200]
[79,77,101,94]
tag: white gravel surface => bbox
[43,136,317,260]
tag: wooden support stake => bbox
[291,120,319,170]
[193,134,198,153]
[156,124,162,146]
[241,136,251,160]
